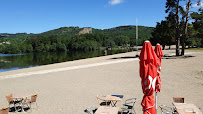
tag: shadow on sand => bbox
[108,56,138,60]
[84,108,134,114]
[108,55,195,60]
[163,55,195,59]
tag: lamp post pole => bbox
[136,18,139,57]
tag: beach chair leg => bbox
[35,102,38,109]
[133,108,136,114]
[26,103,29,107]
[14,104,18,112]
[21,102,26,112]
[113,101,117,107]
[31,104,32,112]
[8,104,11,112]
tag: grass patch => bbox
[196,71,203,80]
[186,48,203,50]
[197,71,203,76]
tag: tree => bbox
[57,43,67,51]
[50,43,57,51]
[4,44,21,54]
[19,44,27,53]
[191,8,203,47]
[26,44,33,53]
[36,43,45,52]
[191,8,203,38]
[166,0,181,56]
[181,0,191,55]
[0,45,5,53]
[151,21,175,50]
[104,39,116,49]
[113,35,130,46]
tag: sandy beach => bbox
[0,49,202,114]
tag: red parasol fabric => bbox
[154,43,164,92]
[139,41,158,114]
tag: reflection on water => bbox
[0,49,129,72]
[0,53,24,57]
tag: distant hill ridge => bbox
[0,25,154,54]
[0,25,154,40]
[93,25,154,40]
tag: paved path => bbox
[0,58,138,80]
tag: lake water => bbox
[0,49,130,72]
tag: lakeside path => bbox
[0,49,203,114]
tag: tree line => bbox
[150,0,203,56]
[0,33,139,54]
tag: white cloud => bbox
[109,0,124,5]
[192,1,203,7]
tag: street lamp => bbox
[135,18,139,57]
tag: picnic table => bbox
[173,102,202,114]
[95,106,119,114]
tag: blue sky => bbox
[0,0,202,33]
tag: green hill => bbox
[93,25,153,45]
[0,25,154,54]
[1,25,153,41]
[39,27,83,38]
[93,25,153,39]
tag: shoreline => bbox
[0,49,132,73]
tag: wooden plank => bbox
[173,102,202,114]
[12,94,33,99]
[95,106,119,114]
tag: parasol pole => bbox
[155,91,157,114]
[154,43,163,114]
[155,62,158,114]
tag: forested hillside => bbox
[0,25,153,54]
[93,26,153,39]
[40,27,83,38]
[93,26,153,46]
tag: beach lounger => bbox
[120,98,136,114]
[23,94,38,112]
[96,95,111,106]
[6,94,21,112]
[0,107,10,114]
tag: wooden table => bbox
[104,95,123,107]
[12,94,32,100]
[173,102,202,114]
[95,106,119,114]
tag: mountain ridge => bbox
[0,25,153,39]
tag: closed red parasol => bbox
[154,43,164,92]
[139,41,158,114]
